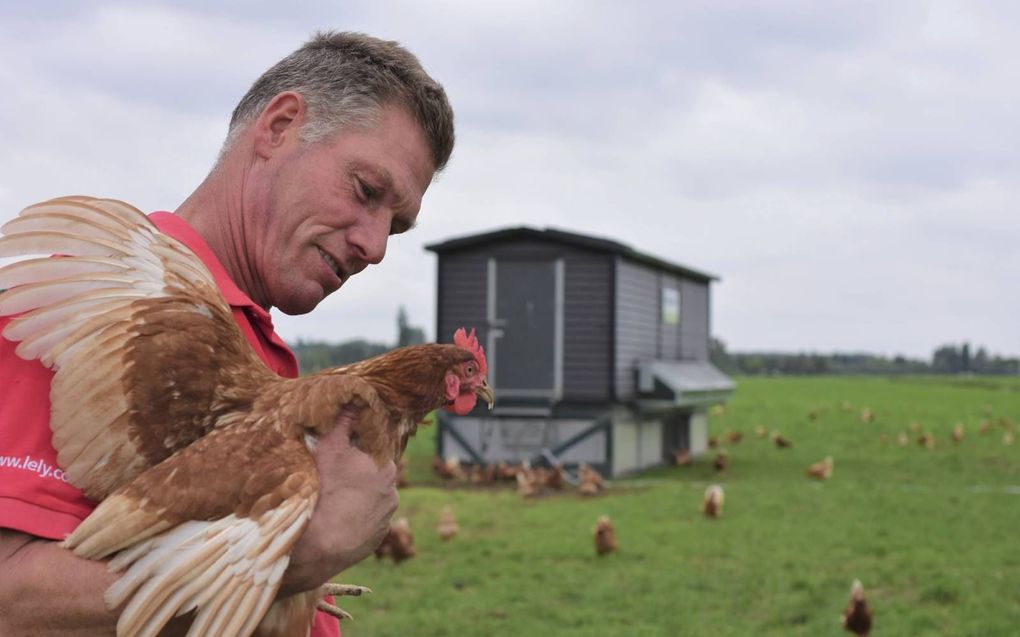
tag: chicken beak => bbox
[476,380,495,410]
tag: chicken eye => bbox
[465,364,476,375]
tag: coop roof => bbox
[636,360,735,408]
[425,226,718,282]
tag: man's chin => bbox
[278,292,330,316]
[275,278,346,315]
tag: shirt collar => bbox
[148,211,272,322]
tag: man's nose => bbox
[350,215,389,265]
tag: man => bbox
[0,30,455,636]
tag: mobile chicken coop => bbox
[425,227,734,477]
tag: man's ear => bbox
[252,91,306,159]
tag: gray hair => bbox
[225,31,454,172]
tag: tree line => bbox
[290,310,1018,377]
[709,339,1019,376]
[290,305,426,374]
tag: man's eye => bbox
[357,179,377,201]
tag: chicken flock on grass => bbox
[12,198,1009,635]
[0,196,494,637]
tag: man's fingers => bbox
[335,404,363,430]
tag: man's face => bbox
[250,104,434,315]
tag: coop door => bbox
[488,258,563,400]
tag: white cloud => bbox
[1,0,1017,358]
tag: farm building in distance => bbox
[426,227,734,477]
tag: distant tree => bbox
[932,344,961,373]
[706,338,1015,377]
[290,338,390,374]
[709,337,735,373]
[973,347,989,373]
[396,305,426,347]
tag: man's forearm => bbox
[0,526,343,636]
[0,529,193,636]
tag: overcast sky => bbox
[1,1,1016,359]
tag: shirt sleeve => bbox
[311,605,342,637]
[0,319,96,539]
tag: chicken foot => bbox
[316,583,373,621]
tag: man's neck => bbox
[175,164,269,310]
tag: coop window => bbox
[661,287,680,325]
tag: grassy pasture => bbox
[339,376,1020,636]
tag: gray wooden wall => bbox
[435,240,613,403]
[436,252,488,344]
[614,258,711,400]
[436,240,711,405]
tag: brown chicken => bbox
[515,464,539,497]
[0,197,494,637]
[593,515,618,556]
[840,579,873,636]
[806,456,834,480]
[469,462,497,485]
[374,517,416,564]
[578,463,605,496]
[951,423,965,445]
[543,464,566,490]
[495,461,519,482]
[713,450,729,473]
[726,430,743,444]
[772,431,793,448]
[701,484,724,518]
[436,505,459,541]
[918,431,936,449]
[671,448,693,466]
[432,455,466,480]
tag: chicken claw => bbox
[316,583,372,621]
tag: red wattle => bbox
[449,392,478,415]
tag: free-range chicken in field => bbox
[0,196,494,637]
[806,456,834,480]
[840,579,873,636]
[436,505,459,541]
[374,517,416,564]
[701,484,725,518]
[593,515,618,556]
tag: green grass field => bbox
[338,376,1020,636]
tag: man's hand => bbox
[281,406,399,595]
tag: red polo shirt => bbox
[0,211,339,636]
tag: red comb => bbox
[453,327,487,376]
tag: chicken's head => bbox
[443,328,494,415]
